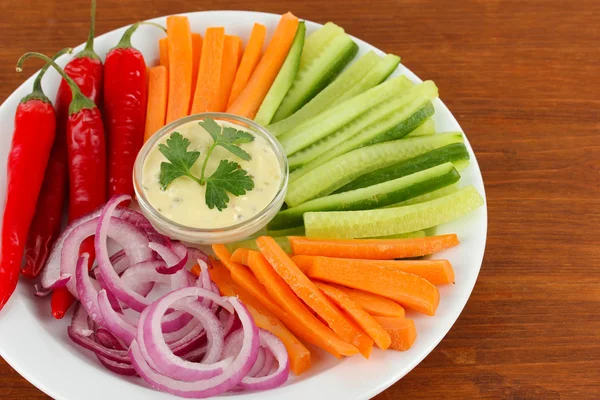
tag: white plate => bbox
[0,10,487,400]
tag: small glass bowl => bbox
[133,113,288,244]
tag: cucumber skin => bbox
[254,22,306,126]
[406,118,435,137]
[279,75,413,155]
[267,51,382,137]
[272,35,359,123]
[268,164,460,230]
[364,102,435,146]
[387,183,461,208]
[335,142,471,193]
[266,226,306,237]
[288,81,436,174]
[304,185,484,239]
[301,22,345,63]
[285,132,465,207]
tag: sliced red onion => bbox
[129,297,260,398]
[151,241,188,275]
[95,328,126,351]
[97,355,137,376]
[94,270,122,310]
[247,348,266,377]
[70,302,95,338]
[142,288,233,381]
[254,348,275,378]
[187,246,209,265]
[97,290,136,345]
[238,329,289,390]
[220,309,237,338]
[118,260,167,295]
[34,284,52,297]
[109,250,130,275]
[75,253,105,326]
[181,345,208,362]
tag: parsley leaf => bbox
[205,160,255,211]
[198,119,254,161]
[158,132,200,189]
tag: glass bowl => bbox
[133,112,288,244]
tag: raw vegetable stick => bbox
[373,317,417,351]
[208,260,311,375]
[158,37,169,68]
[246,250,359,357]
[288,234,459,259]
[144,66,168,142]
[316,282,391,350]
[227,12,299,119]
[228,23,267,108]
[231,247,251,265]
[256,237,374,358]
[292,255,455,286]
[190,33,203,100]
[190,27,225,114]
[306,257,440,315]
[339,287,406,318]
[215,35,242,112]
[166,16,193,123]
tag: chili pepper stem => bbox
[17,52,97,115]
[75,0,101,60]
[20,48,72,104]
[112,21,167,50]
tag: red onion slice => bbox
[129,297,260,398]
[97,355,137,376]
[97,290,136,345]
[254,348,274,378]
[75,253,105,326]
[247,348,266,377]
[94,271,122,310]
[151,242,188,275]
[95,328,126,351]
[238,329,289,390]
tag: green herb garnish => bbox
[158,118,255,211]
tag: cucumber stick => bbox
[302,22,345,62]
[387,182,461,208]
[304,185,484,238]
[225,236,292,254]
[254,22,306,126]
[266,226,306,237]
[271,33,358,122]
[330,53,402,107]
[268,163,460,230]
[363,102,435,146]
[279,75,413,155]
[288,81,437,172]
[285,132,464,206]
[406,118,435,137]
[335,142,470,193]
[267,51,382,136]
[372,230,427,239]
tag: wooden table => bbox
[1,0,599,398]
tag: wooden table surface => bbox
[1,0,599,398]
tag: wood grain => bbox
[1,0,599,398]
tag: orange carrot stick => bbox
[190,33,203,105]
[288,234,460,260]
[306,257,440,316]
[373,317,417,351]
[292,255,455,285]
[337,287,405,318]
[228,23,267,108]
[214,35,242,111]
[316,282,391,350]
[144,66,168,142]
[190,27,225,114]
[159,37,169,68]
[246,249,358,358]
[208,260,311,375]
[231,248,251,265]
[166,16,193,123]
[227,13,299,119]
[256,236,373,358]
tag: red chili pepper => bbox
[22,3,102,279]
[0,49,70,310]
[104,22,164,198]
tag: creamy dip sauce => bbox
[142,120,281,229]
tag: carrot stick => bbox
[190,33,203,105]
[337,287,405,318]
[292,255,455,286]
[373,317,417,351]
[213,35,242,112]
[288,234,460,260]
[246,249,359,358]
[144,66,168,142]
[190,27,225,114]
[159,37,169,68]
[256,236,373,358]
[315,282,391,350]
[231,248,251,265]
[227,13,299,119]
[166,16,193,123]
[306,257,440,316]
[208,260,311,375]
[228,23,267,108]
